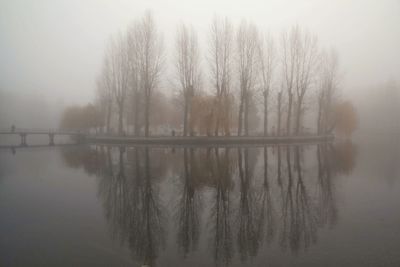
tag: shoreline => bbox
[85,134,334,146]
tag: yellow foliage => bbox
[334,101,358,138]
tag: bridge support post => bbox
[49,133,55,146]
[20,133,27,146]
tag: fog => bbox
[0,0,399,131]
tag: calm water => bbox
[1,139,400,266]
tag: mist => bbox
[1,0,399,132]
[2,2,400,266]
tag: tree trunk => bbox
[214,99,220,137]
[286,92,293,136]
[106,102,112,134]
[118,103,124,135]
[224,96,230,136]
[144,95,150,137]
[317,96,323,135]
[134,90,140,136]
[244,93,249,136]
[264,90,268,136]
[238,97,244,136]
[295,97,303,135]
[183,95,189,136]
[189,97,194,136]
[277,92,282,136]
[324,90,332,134]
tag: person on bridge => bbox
[11,125,15,132]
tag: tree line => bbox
[61,11,357,137]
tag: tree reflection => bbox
[176,148,201,257]
[61,145,107,176]
[209,147,234,266]
[316,144,338,227]
[98,146,130,244]
[331,141,357,175]
[260,146,276,244]
[131,148,165,266]
[236,147,263,261]
[97,147,165,266]
[58,142,357,265]
[280,147,317,253]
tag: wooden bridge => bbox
[0,128,84,146]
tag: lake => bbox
[1,138,400,266]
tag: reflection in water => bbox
[60,142,357,266]
[176,148,201,257]
[331,141,357,175]
[316,144,337,228]
[237,147,263,262]
[90,147,166,266]
[209,148,234,266]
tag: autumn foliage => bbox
[334,101,358,138]
[60,104,103,132]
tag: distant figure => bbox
[171,130,175,137]
[11,125,15,133]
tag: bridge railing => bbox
[0,128,82,134]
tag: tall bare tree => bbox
[96,62,114,134]
[258,32,275,136]
[281,28,297,136]
[317,49,339,134]
[175,23,201,136]
[209,17,234,136]
[293,28,319,134]
[236,21,259,136]
[127,23,142,136]
[281,26,319,135]
[135,11,164,137]
[105,34,130,135]
[277,90,283,136]
[93,11,340,137]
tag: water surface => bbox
[1,140,400,266]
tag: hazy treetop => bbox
[1,0,399,105]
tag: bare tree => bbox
[105,34,130,135]
[127,23,141,136]
[277,90,283,136]
[281,28,297,136]
[293,28,319,134]
[317,49,339,134]
[209,17,234,136]
[236,21,259,136]
[135,11,164,137]
[281,26,319,135]
[258,32,275,136]
[175,23,201,136]
[96,62,114,134]
[93,11,339,138]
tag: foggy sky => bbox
[1,0,399,106]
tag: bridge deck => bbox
[0,131,81,135]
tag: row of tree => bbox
[67,11,356,137]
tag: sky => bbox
[0,0,399,106]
